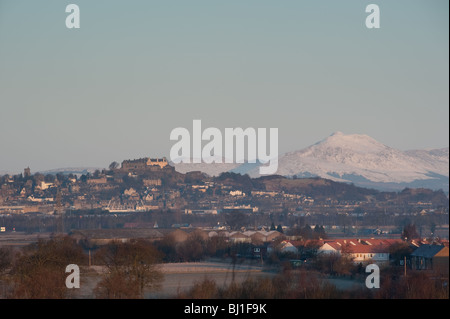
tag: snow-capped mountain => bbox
[279,132,447,189]
[173,132,449,192]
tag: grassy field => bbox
[71,261,274,299]
[0,231,52,248]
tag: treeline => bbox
[0,236,87,298]
[3,205,448,236]
[1,235,448,299]
[176,267,449,299]
[0,233,322,298]
[0,236,163,299]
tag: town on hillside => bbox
[0,157,448,234]
[0,157,448,299]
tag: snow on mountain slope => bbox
[404,148,449,176]
[170,132,448,191]
[273,132,449,184]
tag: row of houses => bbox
[315,238,449,275]
[265,237,448,274]
[318,238,402,265]
[70,228,284,247]
[209,230,282,243]
[69,227,448,275]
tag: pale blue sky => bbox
[0,0,448,173]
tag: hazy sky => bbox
[0,0,448,173]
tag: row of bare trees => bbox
[0,237,85,298]
[177,267,449,299]
[0,236,163,299]
[176,270,342,299]
[93,240,163,298]
[1,235,448,299]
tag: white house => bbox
[229,190,245,197]
[36,181,54,190]
[318,238,403,265]
[268,240,298,255]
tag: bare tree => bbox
[94,239,163,298]
[177,232,206,262]
[0,247,13,275]
[10,236,85,299]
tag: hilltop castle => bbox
[121,157,168,172]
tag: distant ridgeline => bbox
[121,157,170,172]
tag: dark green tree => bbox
[276,224,283,233]
[109,161,119,170]
[401,223,419,240]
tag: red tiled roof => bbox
[322,238,403,254]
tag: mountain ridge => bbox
[174,132,449,192]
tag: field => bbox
[149,261,275,298]
[73,261,275,299]
[0,232,385,298]
[0,231,52,247]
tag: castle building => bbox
[121,157,168,171]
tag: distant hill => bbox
[37,167,103,175]
[170,156,240,177]
[267,132,448,192]
[213,173,449,205]
[173,132,449,192]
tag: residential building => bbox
[318,238,403,265]
[411,244,449,276]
